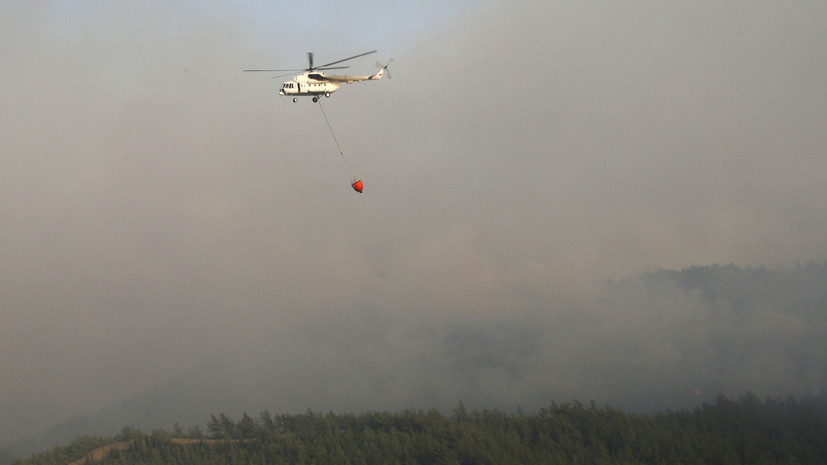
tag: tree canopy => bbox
[12,393,827,465]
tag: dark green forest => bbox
[14,393,827,465]
[7,262,827,464]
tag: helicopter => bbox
[244,50,393,102]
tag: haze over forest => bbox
[2,0,826,458]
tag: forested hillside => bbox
[642,261,827,314]
[14,394,827,465]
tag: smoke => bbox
[2,0,827,449]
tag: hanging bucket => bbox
[351,179,364,193]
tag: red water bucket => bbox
[351,179,364,193]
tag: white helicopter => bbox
[244,50,393,102]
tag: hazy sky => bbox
[2,0,827,444]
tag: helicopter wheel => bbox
[292,98,298,103]
[325,92,331,98]
[312,96,319,102]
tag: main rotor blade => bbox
[316,66,349,71]
[318,50,377,69]
[243,69,304,72]
[270,71,302,79]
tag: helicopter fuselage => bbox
[278,73,342,98]
[245,50,390,103]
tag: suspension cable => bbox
[318,100,362,192]
[318,100,347,163]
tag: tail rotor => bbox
[376,58,394,79]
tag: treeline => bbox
[12,393,827,465]
[643,260,827,313]
[8,435,113,465]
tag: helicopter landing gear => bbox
[292,98,298,103]
[312,96,319,102]
[325,92,331,98]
